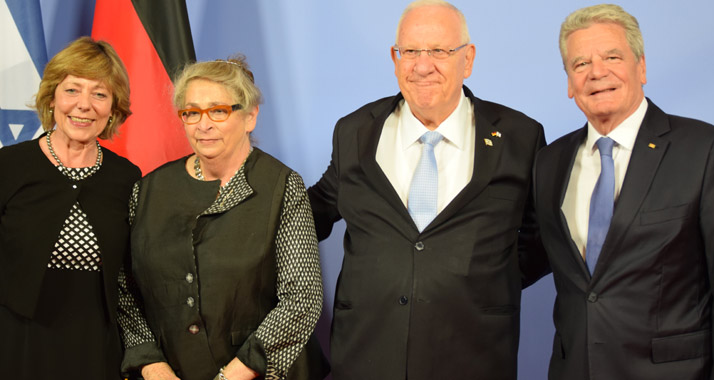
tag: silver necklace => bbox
[193,147,252,182]
[195,156,230,198]
[193,156,205,180]
[193,152,250,198]
[46,130,103,181]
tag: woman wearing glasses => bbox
[119,56,327,380]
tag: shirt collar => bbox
[585,97,648,155]
[399,89,471,150]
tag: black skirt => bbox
[0,268,122,380]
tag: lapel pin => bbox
[491,131,502,138]
[484,138,493,146]
[648,143,656,149]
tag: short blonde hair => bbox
[173,55,262,112]
[35,36,130,139]
[559,4,644,69]
[395,0,471,45]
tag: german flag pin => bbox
[648,143,656,149]
[491,131,502,138]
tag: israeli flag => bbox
[0,0,47,148]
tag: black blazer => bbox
[534,99,714,380]
[0,136,140,322]
[309,86,547,380]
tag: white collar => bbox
[399,90,471,150]
[585,97,648,155]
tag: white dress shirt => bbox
[376,90,475,214]
[562,97,648,258]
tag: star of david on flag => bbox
[0,0,47,148]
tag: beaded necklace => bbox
[46,130,103,181]
[193,155,206,181]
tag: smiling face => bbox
[51,75,113,144]
[391,5,475,128]
[565,22,647,134]
[182,78,257,163]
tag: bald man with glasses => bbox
[308,1,548,379]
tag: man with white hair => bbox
[309,1,548,378]
[535,4,714,379]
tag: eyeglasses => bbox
[393,43,469,60]
[177,104,243,124]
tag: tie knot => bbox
[596,137,615,157]
[420,131,443,147]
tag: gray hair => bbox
[173,54,262,111]
[559,4,644,69]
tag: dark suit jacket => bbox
[308,86,547,380]
[534,99,714,380]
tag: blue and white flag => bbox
[0,0,47,148]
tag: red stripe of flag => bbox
[92,0,193,174]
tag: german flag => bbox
[92,0,195,174]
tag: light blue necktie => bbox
[586,137,615,274]
[408,131,443,232]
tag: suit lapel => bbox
[357,94,416,228]
[593,100,670,278]
[553,127,594,279]
[428,89,503,229]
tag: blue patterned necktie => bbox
[586,137,615,274]
[408,131,443,232]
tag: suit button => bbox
[415,242,425,251]
[185,273,194,283]
[187,297,195,307]
[398,296,409,305]
[587,292,598,303]
[188,324,199,334]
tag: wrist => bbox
[218,366,229,380]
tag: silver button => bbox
[185,273,194,283]
[72,184,78,189]
[415,241,425,251]
[186,297,195,307]
[188,324,199,334]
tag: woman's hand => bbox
[221,357,259,380]
[141,362,181,380]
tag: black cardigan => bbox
[0,136,140,321]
